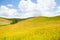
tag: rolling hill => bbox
[0,17,27,26]
[0,18,12,26]
[0,16,60,40]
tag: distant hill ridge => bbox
[0,16,60,25]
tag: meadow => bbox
[0,16,60,40]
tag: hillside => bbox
[0,18,12,26]
[0,17,27,26]
[0,16,60,40]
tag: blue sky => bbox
[0,0,37,8]
[0,0,20,8]
[0,0,60,7]
[0,0,60,18]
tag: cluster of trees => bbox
[8,18,26,24]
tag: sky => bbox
[0,0,60,18]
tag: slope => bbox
[0,16,60,40]
[0,18,12,26]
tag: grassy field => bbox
[0,18,12,26]
[0,16,60,40]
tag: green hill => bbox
[0,16,60,40]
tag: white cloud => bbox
[18,0,36,12]
[55,6,60,16]
[19,11,36,18]
[0,5,20,18]
[56,6,60,12]
[0,0,60,18]
[7,4,13,7]
[36,0,56,11]
[18,0,60,18]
